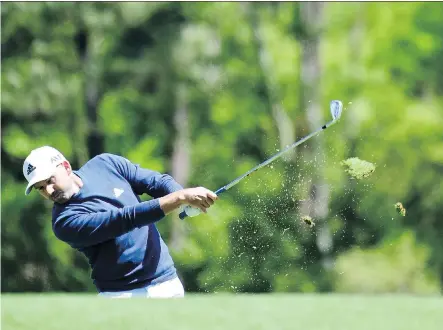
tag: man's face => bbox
[33,162,75,204]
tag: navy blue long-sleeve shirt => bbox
[52,153,183,292]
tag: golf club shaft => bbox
[179,118,338,220]
[217,119,337,194]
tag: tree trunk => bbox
[84,34,104,158]
[169,83,190,251]
[298,2,334,267]
[76,15,105,159]
[244,4,296,162]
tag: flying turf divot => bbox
[341,157,376,179]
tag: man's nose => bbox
[45,185,55,196]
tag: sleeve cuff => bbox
[133,199,166,227]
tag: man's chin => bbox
[53,195,69,204]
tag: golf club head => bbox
[330,100,343,121]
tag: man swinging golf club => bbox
[23,146,217,298]
[23,101,342,297]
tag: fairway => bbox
[1,293,442,330]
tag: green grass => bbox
[2,293,442,330]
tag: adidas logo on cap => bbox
[26,164,36,175]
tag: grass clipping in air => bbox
[395,202,406,216]
[341,157,376,179]
[301,215,315,228]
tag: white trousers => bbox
[98,277,185,298]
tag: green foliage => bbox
[334,231,441,294]
[2,2,443,294]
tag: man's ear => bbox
[62,160,72,173]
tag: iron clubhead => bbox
[330,100,343,121]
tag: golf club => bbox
[179,100,343,220]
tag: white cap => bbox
[23,146,67,195]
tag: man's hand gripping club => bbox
[159,187,218,218]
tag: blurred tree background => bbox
[1,2,442,294]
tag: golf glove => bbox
[181,205,202,218]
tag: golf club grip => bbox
[179,187,227,220]
[179,210,188,220]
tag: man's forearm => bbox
[159,190,186,215]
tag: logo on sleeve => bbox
[113,188,124,198]
[27,164,36,175]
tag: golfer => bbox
[23,146,217,298]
